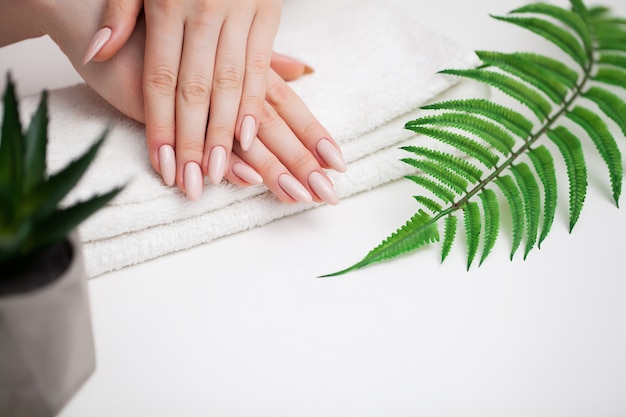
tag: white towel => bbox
[18,1,483,277]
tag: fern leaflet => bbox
[324,0,626,277]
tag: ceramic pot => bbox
[0,232,95,417]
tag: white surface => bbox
[2,0,626,416]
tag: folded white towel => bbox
[19,1,482,277]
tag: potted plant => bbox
[0,75,122,417]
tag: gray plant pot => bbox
[0,232,96,417]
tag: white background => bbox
[2,0,626,416]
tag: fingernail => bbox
[308,171,339,205]
[278,174,312,203]
[158,145,176,186]
[208,146,227,184]
[240,115,256,151]
[232,162,263,185]
[303,65,314,75]
[184,162,203,201]
[82,27,112,65]
[316,139,346,172]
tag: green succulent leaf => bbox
[324,0,626,277]
[0,75,23,216]
[23,91,49,194]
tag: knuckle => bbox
[213,64,244,91]
[104,0,128,19]
[208,121,235,142]
[288,151,315,173]
[178,77,211,104]
[246,52,269,76]
[145,66,178,96]
[258,104,281,132]
[265,79,295,107]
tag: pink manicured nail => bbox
[278,174,312,203]
[308,171,339,205]
[316,139,347,173]
[82,27,112,65]
[184,162,203,201]
[232,162,263,185]
[240,115,256,151]
[208,146,227,184]
[158,145,176,186]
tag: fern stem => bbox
[441,59,594,219]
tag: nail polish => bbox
[316,139,347,173]
[158,145,176,186]
[232,162,263,185]
[278,174,312,203]
[184,162,203,201]
[308,171,339,205]
[83,27,112,65]
[240,115,256,151]
[208,146,227,184]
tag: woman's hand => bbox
[40,0,345,204]
[83,0,283,191]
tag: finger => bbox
[142,4,185,190]
[202,14,250,185]
[232,138,312,204]
[83,0,143,64]
[175,8,220,196]
[224,153,263,187]
[265,69,346,173]
[256,101,339,205]
[234,6,281,152]
[270,51,314,81]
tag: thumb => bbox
[270,52,314,81]
[83,0,143,64]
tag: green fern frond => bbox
[567,105,622,205]
[597,52,626,69]
[592,67,626,87]
[464,202,482,270]
[476,50,571,103]
[509,52,580,89]
[510,2,593,54]
[414,196,443,214]
[478,189,500,265]
[490,15,588,67]
[401,158,469,195]
[401,146,483,183]
[320,210,439,278]
[404,174,456,204]
[406,112,516,154]
[547,126,588,231]
[421,99,534,139]
[511,163,542,258]
[440,69,553,120]
[583,86,626,135]
[495,175,525,260]
[528,146,557,247]
[441,215,458,262]
[405,125,500,167]
[324,0,626,277]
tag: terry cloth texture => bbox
[19,1,483,277]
